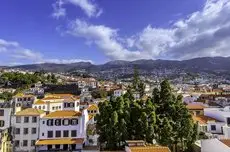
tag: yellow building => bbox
[1,128,13,152]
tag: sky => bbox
[0,0,230,65]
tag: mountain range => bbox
[3,57,230,79]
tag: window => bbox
[34,106,37,109]
[67,103,71,107]
[227,118,230,125]
[32,117,37,123]
[16,117,21,123]
[63,119,69,126]
[0,120,4,127]
[52,107,55,110]
[55,119,61,126]
[211,125,216,131]
[15,128,20,134]
[43,121,45,124]
[59,106,61,109]
[43,106,45,109]
[15,140,20,147]
[71,119,78,125]
[63,130,69,137]
[71,130,77,137]
[42,133,44,136]
[31,140,36,146]
[71,144,76,150]
[38,106,41,109]
[32,128,36,134]
[47,119,54,126]
[24,117,29,123]
[70,103,74,107]
[94,110,97,113]
[23,140,28,147]
[55,131,61,137]
[24,128,28,134]
[63,144,68,150]
[48,145,52,150]
[55,145,60,149]
[0,110,4,116]
[64,103,67,108]
[48,131,53,138]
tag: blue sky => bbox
[0,0,230,65]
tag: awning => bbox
[36,138,84,145]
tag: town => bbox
[0,67,230,152]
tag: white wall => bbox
[12,115,42,152]
[207,122,225,134]
[0,108,11,130]
[201,139,230,152]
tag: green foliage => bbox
[0,92,13,101]
[97,79,197,151]
[91,89,108,99]
[96,91,156,150]
[131,67,145,98]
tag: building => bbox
[13,93,36,113]
[36,109,88,151]
[0,108,12,132]
[186,104,206,116]
[125,140,171,152]
[201,139,230,152]
[0,128,13,152]
[32,94,80,113]
[114,89,127,97]
[192,115,225,134]
[12,108,45,152]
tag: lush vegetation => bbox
[0,92,14,101]
[0,72,58,88]
[96,70,197,151]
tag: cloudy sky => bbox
[0,0,230,65]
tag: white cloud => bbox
[52,0,102,18]
[0,38,92,65]
[66,19,149,60]
[44,58,93,64]
[52,0,66,19]
[66,0,230,60]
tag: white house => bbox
[204,107,230,137]
[36,109,88,152]
[201,139,230,152]
[0,108,12,131]
[114,89,127,97]
[12,108,45,152]
[32,94,80,112]
[13,93,36,113]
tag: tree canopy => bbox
[96,80,197,151]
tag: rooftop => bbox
[33,99,45,105]
[220,139,230,147]
[43,110,82,118]
[129,146,171,152]
[15,108,45,116]
[87,104,99,111]
[186,104,206,110]
[192,115,222,125]
[36,138,84,145]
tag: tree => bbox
[153,80,197,151]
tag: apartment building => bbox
[13,93,36,113]
[12,108,45,152]
[32,94,80,113]
[36,109,88,151]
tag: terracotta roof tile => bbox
[192,115,221,125]
[220,139,230,147]
[186,104,206,110]
[15,108,45,116]
[34,100,45,105]
[36,138,84,145]
[43,110,81,118]
[129,146,171,152]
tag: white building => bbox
[114,89,127,97]
[0,108,12,131]
[204,107,230,138]
[13,93,36,113]
[12,108,45,152]
[32,94,80,112]
[36,109,88,151]
[201,139,230,152]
